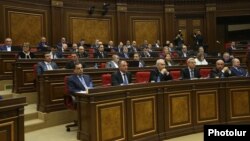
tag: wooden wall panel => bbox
[132,19,160,45]
[96,101,125,141]
[196,91,218,123]
[9,12,43,46]
[230,90,250,118]
[70,17,112,44]
[51,84,64,100]
[131,96,156,137]
[3,5,48,46]
[168,93,191,128]
[0,122,14,141]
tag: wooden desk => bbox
[0,96,26,141]
[75,77,250,141]
[36,65,221,113]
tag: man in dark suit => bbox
[111,60,132,86]
[0,38,20,52]
[210,59,232,78]
[37,37,49,52]
[49,46,63,59]
[65,53,86,69]
[67,63,93,94]
[149,59,172,82]
[178,45,192,58]
[227,41,236,55]
[230,58,248,77]
[133,53,145,68]
[77,46,88,58]
[181,58,200,79]
[94,44,108,58]
[119,46,130,59]
[37,52,59,75]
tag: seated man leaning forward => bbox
[111,60,132,86]
[210,59,232,78]
[149,59,172,82]
[68,63,93,94]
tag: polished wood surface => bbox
[75,77,250,141]
[0,96,26,141]
[1,0,250,50]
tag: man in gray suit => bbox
[106,54,119,68]
[37,52,58,75]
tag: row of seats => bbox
[101,68,212,86]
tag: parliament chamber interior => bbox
[0,0,250,141]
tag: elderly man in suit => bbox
[67,63,93,93]
[0,38,20,52]
[210,59,232,78]
[106,54,119,68]
[181,57,200,79]
[149,59,172,82]
[111,60,132,86]
[230,58,248,77]
[37,52,58,75]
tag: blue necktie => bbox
[79,76,88,89]
[123,74,128,85]
[124,53,128,58]
[157,75,161,82]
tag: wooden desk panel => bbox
[75,77,250,141]
[0,96,26,141]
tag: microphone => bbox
[216,40,221,44]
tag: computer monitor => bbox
[128,61,139,67]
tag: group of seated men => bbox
[67,57,248,94]
[0,37,249,95]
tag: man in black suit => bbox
[111,60,132,86]
[65,53,86,69]
[77,46,88,58]
[210,59,232,78]
[49,46,63,59]
[119,46,130,59]
[181,58,200,79]
[94,44,108,58]
[149,59,172,82]
[67,63,93,94]
[133,53,145,68]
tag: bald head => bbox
[216,59,225,70]
[232,58,240,67]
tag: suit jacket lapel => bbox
[74,75,85,89]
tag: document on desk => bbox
[76,91,88,94]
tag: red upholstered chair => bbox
[170,70,181,80]
[63,76,77,131]
[135,71,150,83]
[100,63,106,68]
[199,68,211,78]
[101,74,111,86]
[88,48,95,58]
